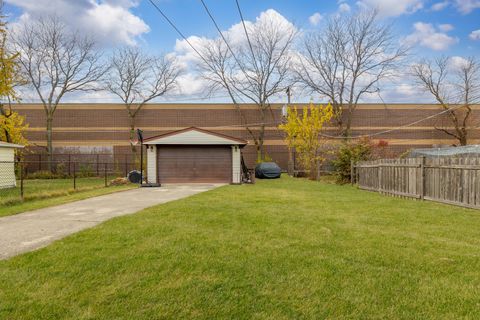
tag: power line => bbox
[146,0,210,66]
[198,0,253,84]
[317,102,472,139]
[235,0,259,73]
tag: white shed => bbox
[0,141,24,189]
[143,127,247,184]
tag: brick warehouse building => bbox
[12,103,480,169]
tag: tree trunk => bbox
[3,128,12,143]
[258,124,265,161]
[287,147,294,176]
[344,107,353,138]
[309,158,317,180]
[46,115,54,171]
[0,105,12,143]
[459,132,467,146]
[129,115,137,153]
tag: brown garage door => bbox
[157,145,232,183]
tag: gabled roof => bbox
[143,127,248,146]
[0,141,24,148]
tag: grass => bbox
[1,176,479,319]
[0,177,137,217]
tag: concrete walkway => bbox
[0,184,222,260]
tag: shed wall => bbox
[0,148,16,189]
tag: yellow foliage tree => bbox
[279,102,334,180]
[0,7,28,145]
[0,111,28,145]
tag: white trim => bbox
[232,146,241,184]
[145,129,244,145]
[146,145,157,184]
[0,141,24,148]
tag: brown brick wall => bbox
[12,103,480,169]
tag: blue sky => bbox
[3,0,480,102]
[135,0,479,58]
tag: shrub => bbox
[55,162,68,178]
[332,137,373,184]
[373,139,392,159]
[78,163,96,178]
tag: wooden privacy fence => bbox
[354,157,480,210]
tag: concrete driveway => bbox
[0,184,222,260]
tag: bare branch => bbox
[412,56,480,145]
[196,16,296,158]
[104,47,181,148]
[10,15,108,162]
[294,9,408,136]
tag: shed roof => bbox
[144,127,248,146]
[408,145,480,157]
[0,141,24,149]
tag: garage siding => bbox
[157,146,232,183]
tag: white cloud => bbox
[172,9,298,100]
[338,3,351,13]
[449,56,469,70]
[356,0,423,17]
[438,23,454,32]
[431,1,449,11]
[5,0,149,46]
[454,0,480,14]
[309,12,323,26]
[469,29,480,40]
[404,22,458,51]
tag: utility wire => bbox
[198,0,254,84]
[235,0,259,73]
[147,0,211,66]
[317,102,471,139]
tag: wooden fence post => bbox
[420,156,425,200]
[377,161,381,192]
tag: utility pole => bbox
[286,86,294,176]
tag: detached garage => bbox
[144,127,247,184]
[0,141,24,189]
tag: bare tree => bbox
[295,10,408,137]
[105,47,180,151]
[412,56,480,146]
[197,15,296,160]
[11,16,106,164]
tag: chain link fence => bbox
[0,160,139,206]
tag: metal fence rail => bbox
[0,160,138,206]
[354,157,480,210]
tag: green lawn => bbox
[1,177,479,319]
[0,177,137,217]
